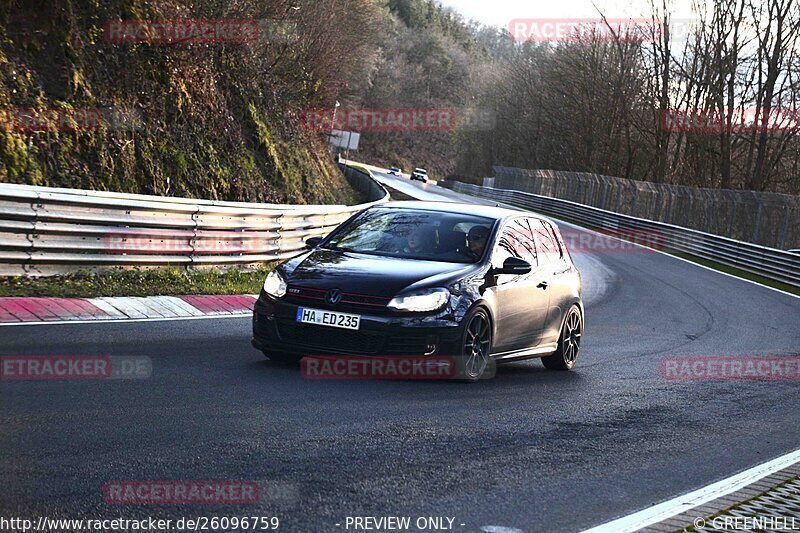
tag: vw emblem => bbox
[325,288,343,306]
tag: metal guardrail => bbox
[443,181,800,288]
[492,166,800,250]
[0,167,388,277]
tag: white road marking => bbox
[582,447,800,532]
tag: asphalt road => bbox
[1,171,799,532]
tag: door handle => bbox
[537,281,549,290]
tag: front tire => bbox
[542,306,582,370]
[458,307,493,382]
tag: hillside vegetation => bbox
[2,0,797,196]
[0,0,373,204]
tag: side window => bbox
[493,218,538,267]
[534,219,564,265]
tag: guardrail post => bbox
[23,191,41,276]
[275,212,283,257]
[630,187,640,216]
[188,206,199,271]
[663,187,673,223]
[752,200,763,244]
[778,204,789,250]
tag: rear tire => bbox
[542,306,582,371]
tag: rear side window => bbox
[494,218,538,267]
[534,219,564,264]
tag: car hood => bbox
[280,248,479,297]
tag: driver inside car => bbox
[464,225,490,260]
[403,225,436,255]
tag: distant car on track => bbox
[252,202,584,381]
[388,166,402,176]
[410,168,428,182]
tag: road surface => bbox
[1,170,799,532]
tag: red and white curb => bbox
[0,295,257,325]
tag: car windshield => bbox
[325,208,493,263]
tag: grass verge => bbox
[669,252,799,296]
[0,266,273,298]
[346,163,372,176]
[383,185,416,201]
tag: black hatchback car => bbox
[252,202,583,380]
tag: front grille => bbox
[285,286,390,312]
[276,321,383,355]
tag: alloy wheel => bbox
[463,311,491,379]
[561,307,582,365]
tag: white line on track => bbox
[582,447,800,532]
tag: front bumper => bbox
[251,293,463,357]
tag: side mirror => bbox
[305,237,324,249]
[497,257,532,275]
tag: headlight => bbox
[387,288,449,312]
[263,270,287,298]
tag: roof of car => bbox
[378,200,536,221]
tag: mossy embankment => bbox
[0,1,358,205]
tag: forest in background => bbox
[1,0,798,198]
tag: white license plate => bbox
[295,307,361,330]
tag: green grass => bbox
[0,266,274,298]
[345,163,415,201]
[670,252,799,296]
[383,184,416,201]
[346,163,372,176]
